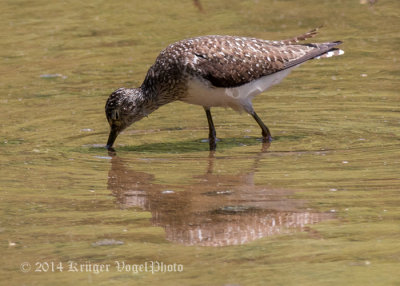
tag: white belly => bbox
[182,67,295,113]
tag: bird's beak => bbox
[106,125,119,150]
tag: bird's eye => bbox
[111,110,119,120]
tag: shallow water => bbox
[1,0,400,285]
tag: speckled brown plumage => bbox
[142,29,341,91]
[105,28,344,150]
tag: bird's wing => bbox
[180,35,342,88]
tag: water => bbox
[1,0,400,285]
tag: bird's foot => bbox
[262,135,273,143]
[209,145,216,151]
[105,145,117,155]
[261,135,272,152]
[209,138,217,151]
[261,142,271,152]
[201,137,219,151]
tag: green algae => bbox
[1,0,400,285]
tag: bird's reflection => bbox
[107,152,332,246]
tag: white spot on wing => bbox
[326,51,334,58]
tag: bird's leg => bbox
[251,111,272,143]
[204,107,217,151]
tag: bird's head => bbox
[105,87,146,149]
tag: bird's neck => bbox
[140,64,181,109]
[139,82,177,115]
[134,85,167,118]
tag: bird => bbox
[105,28,344,151]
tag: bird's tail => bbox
[312,41,345,59]
[281,27,321,44]
[282,27,345,59]
[314,48,345,59]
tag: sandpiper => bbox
[105,28,343,151]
